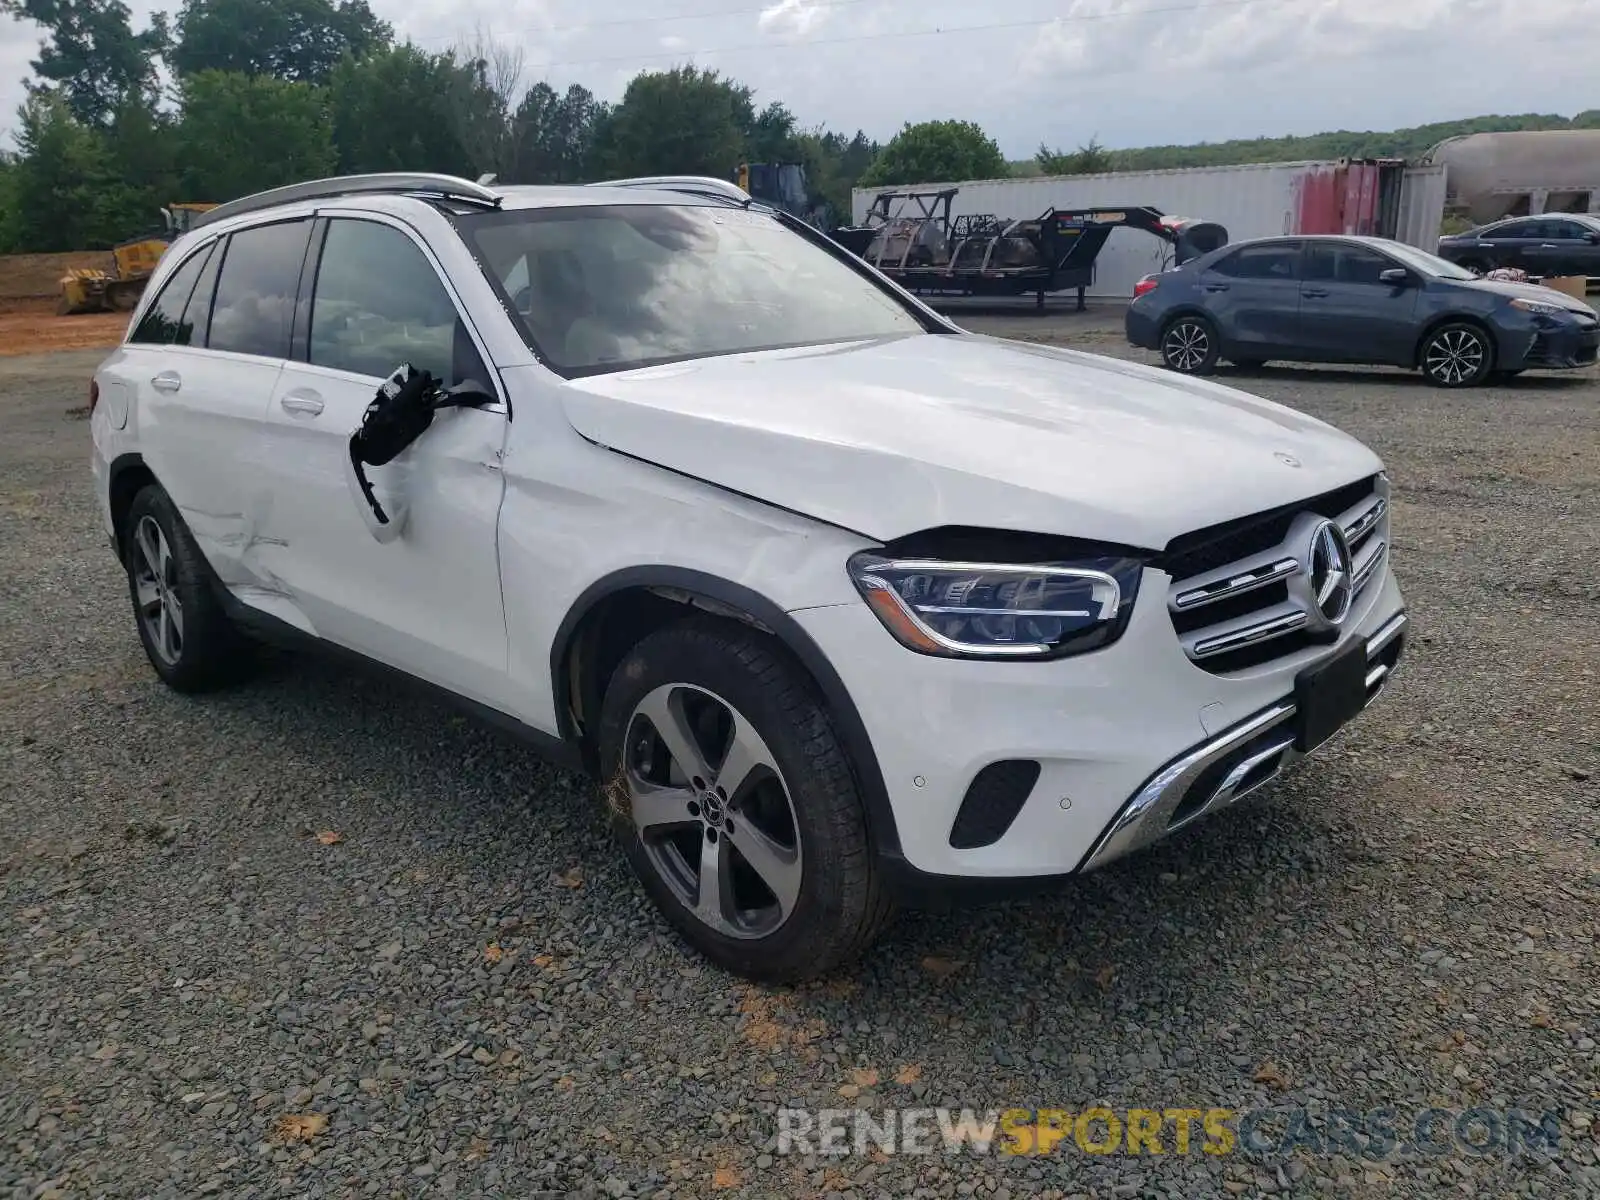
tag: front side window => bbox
[129,243,214,346]
[309,219,485,385]
[457,203,929,376]
[207,219,312,359]
[1211,243,1301,280]
[1305,242,1399,285]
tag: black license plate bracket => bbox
[1293,637,1370,753]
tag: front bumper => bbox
[1502,317,1600,370]
[1079,610,1406,873]
[789,565,1407,886]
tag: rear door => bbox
[1197,241,1305,355]
[250,215,514,710]
[1297,241,1421,365]
[131,219,312,586]
[1527,218,1600,277]
[1476,219,1538,271]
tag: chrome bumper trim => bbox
[1078,610,1408,874]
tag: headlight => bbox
[846,552,1144,659]
[1509,297,1567,316]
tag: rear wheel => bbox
[597,618,893,982]
[1160,315,1220,375]
[1420,323,1494,388]
[123,484,255,692]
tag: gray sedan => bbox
[1124,235,1599,387]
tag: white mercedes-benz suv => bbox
[89,172,1407,981]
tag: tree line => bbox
[4,0,1597,254]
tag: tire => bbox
[1419,322,1494,388]
[596,617,894,982]
[122,483,255,692]
[1160,315,1220,374]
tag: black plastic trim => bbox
[548,566,904,862]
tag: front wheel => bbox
[597,619,894,982]
[1420,323,1494,388]
[1161,315,1220,374]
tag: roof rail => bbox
[193,172,503,230]
[587,175,751,205]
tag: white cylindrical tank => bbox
[1427,130,1600,224]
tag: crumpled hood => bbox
[559,333,1384,549]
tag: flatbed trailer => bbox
[832,190,1228,309]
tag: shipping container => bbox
[850,159,1448,299]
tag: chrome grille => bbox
[1166,476,1390,674]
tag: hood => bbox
[558,333,1383,549]
[1458,277,1599,315]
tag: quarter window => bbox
[129,244,214,346]
[309,219,484,386]
[1211,243,1301,280]
[207,219,312,359]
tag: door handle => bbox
[1203,283,1229,292]
[1302,288,1329,298]
[1539,243,1559,249]
[150,371,181,394]
[279,390,324,417]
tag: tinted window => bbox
[458,203,927,376]
[309,219,482,385]
[1489,221,1532,239]
[1305,242,1400,285]
[1211,243,1301,280]
[130,244,213,345]
[1546,220,1588,240]
[208,220,311,358]
[180,240,223,347]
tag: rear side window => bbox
[129,244,214,345]
[207,220,312,359]
[308,218,483,385]
[1212,244,1301,280]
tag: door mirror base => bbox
[1378,268,1410,286]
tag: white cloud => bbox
[0,0,1596,157]
[758,0,834,37]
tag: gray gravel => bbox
[2,329,1597,1199]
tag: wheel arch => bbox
[107,452,158,564]
[550,566,904,861]
[1414,312,1498,369]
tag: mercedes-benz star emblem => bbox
[1306,519,1354,626]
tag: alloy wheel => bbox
[132,514,184,665]
[621,683,803,940]
[1164,320,1210,371]
[1425,329,1486,385]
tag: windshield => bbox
[1379,242,1479,281]
[458,203,930,375]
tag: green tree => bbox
[857,119,1007,187]
[1037,136,1114,176]
[171,0,391,83]
[590,66,754,179]
[328,44,475,176]
[6,93,132,248]
[0,0,166,125]
[509,81,606,184]
[175,70,336,200]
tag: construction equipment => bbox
[59,203,218,315]
[830,190,1228,308]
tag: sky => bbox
[1,0,1597,156]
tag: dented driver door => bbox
[244,215,515,712]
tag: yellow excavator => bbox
[59,203,218,315]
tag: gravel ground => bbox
[2,326,1596,1200]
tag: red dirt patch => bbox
[0,299,128,356]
